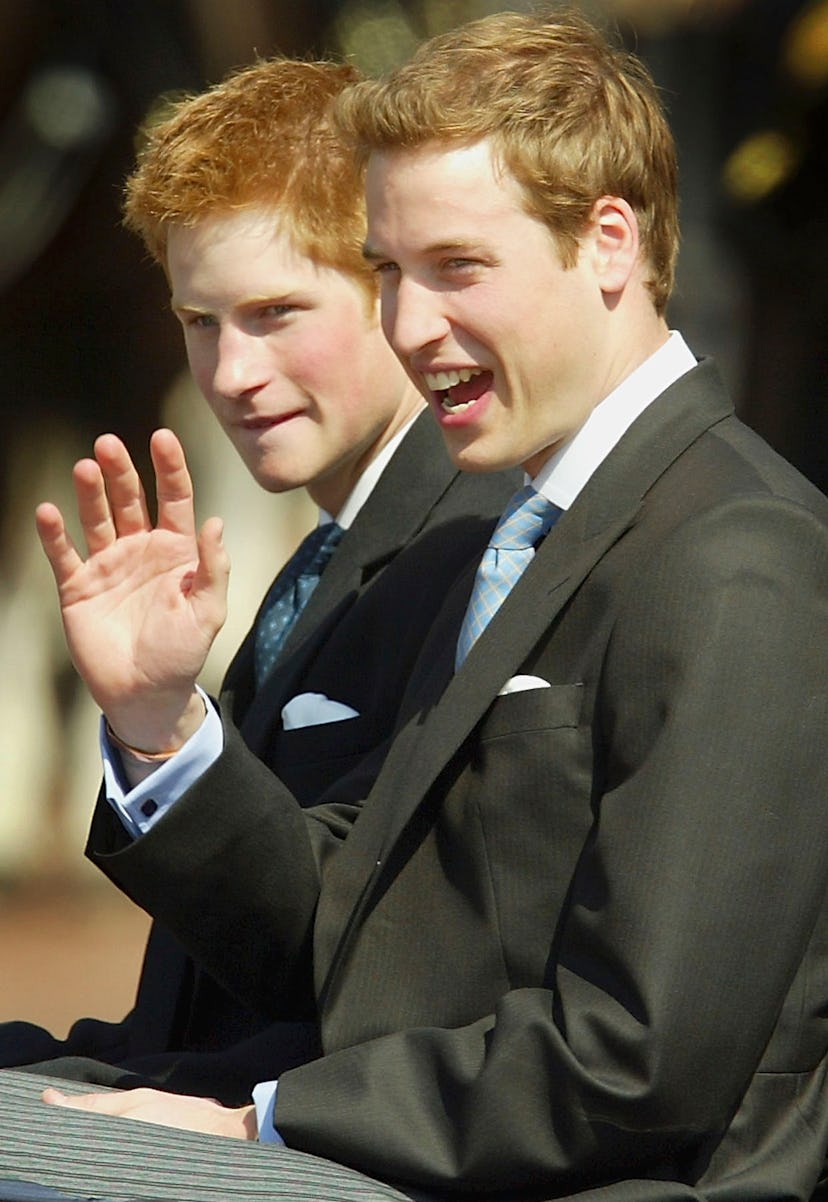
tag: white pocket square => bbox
[498,674,552,696]
[281,692,360,730]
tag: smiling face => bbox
[365,140,663,478]
[167,208,423,514]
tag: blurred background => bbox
[1,0,826,1032]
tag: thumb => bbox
[41,1087,77,1109]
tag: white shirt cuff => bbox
[101,686,223,836]
[252,1080,284,1145]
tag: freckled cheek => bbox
[314,341,372,402]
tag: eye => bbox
[182,312,217,330]
[260,303,299,319]
[371,260,400,275]
[443,257,481,272]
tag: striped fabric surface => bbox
[0,1071,420,1202]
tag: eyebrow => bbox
[171,290,300,312]
[362,239,483,262]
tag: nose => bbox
[382,276,450,359]
[212,325,268,400]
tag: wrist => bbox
[238,1104,258,1141]
[105,723,185,763]
[105,690,208,759]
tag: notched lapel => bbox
[325,413,460,585]
[318,360,734,970]
[226,415,459,755]
[237,599,352,756]
[314,499,639,988]
[373,501,638,862]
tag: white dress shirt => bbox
[531,330,696,505]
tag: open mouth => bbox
[423,368,492,414]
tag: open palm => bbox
[36,429,229,745]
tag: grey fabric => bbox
[0,1180,119,1202]
[0,1072,421,1202]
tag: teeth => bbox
[441,396,476,414]
[424,367,480,391]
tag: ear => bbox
[587,196,640,296]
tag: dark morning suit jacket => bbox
[0,412,518,1101]
[86,361,828,1200]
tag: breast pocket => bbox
[264,712,385,806]
[479,681,585,741]
[473,681,589,820]
[471,682,593,986]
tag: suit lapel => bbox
[294,410,459,622]
[316,360,734,973]
[228,413,459,755]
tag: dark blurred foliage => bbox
[628,0,827,493]
[715,0,828,493]
[0,1,196,515]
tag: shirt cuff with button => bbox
[101,686,223,837]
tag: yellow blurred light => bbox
[422,0,520,36]
[722,129,801,204]
[333,1,420,75]
[783,0,828,87]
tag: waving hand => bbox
[35,428,229,752]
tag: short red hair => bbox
[124,58,374,298]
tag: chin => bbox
[449,440,519,476]
[246,465,305,494]
[240,453,309,494]
[260,476,310,495]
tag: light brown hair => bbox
[335,7,679,314]
[123,58,375,297]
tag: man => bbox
[2,9,827,1202]
[0,58,515,1104]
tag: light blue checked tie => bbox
[455,485,562,669]
[254,521,344,688]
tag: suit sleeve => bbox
[0,1016,134,1071]
[272,495,828,1192]
[85,720,365,1020]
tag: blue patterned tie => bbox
[455,485,562,669]
[254,521,344,687]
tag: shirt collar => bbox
[318,414,419,530]
[531,331,697,509]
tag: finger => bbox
[150,428,197,539]
[42,1086,154,1118]
[93,433,151,537]
[35,501,84,586]
[41,1086,111,1113]
[72,456,117,555]
[188,516,230,631]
